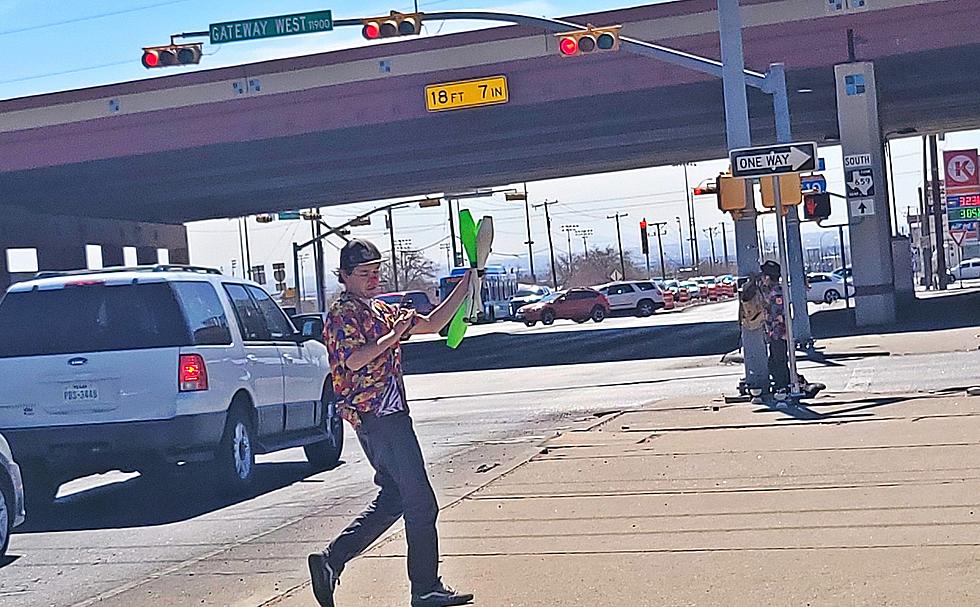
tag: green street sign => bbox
[210,10,333,44]
[278,210,302,220]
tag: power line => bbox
[0,0,196,37]
[0,60,134,86]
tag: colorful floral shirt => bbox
[324,292,407,430]
[763,282,787,342]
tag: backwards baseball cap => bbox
[339,239,383,272]
[760,260,781,278]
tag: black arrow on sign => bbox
[858,202,867,213]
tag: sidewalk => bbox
[268,389,980,607]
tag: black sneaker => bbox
[308,552,339,607]
[411,580,474,607]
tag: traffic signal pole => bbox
[718,0,767,392]
[769,63,813,349]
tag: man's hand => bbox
[393,309,417,338]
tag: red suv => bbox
[515,288,609,326]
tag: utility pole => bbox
[703,226,719,266]
[928,134,948,290]
[675,216,686,268]
[387,208,399,291]
[523,183,535,282]
[311,210,326,312]
[607,212,629,279]
[560,224,579,276]
[439,242,452,275]
[720,222,730,268]
[578,229,593,261]
[652,220,669,279]
[682,163,699,267]
[533,199,560,289]
[447,197,460,268]
[241,216,254,280]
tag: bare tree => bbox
[382,249,438,292]
[554,246,644,288]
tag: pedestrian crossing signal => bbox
[803,192,832,220]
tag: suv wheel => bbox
[0,478,11,557]
[305,386,345,470]
[636,299,655,317]
[214,406,256,493]
[591,306,606,323]
[541,310,556,325]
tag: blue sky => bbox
[0,0,635,100]
[1,1,975,286]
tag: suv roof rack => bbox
[33,264,223,280]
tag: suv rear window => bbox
[0,282,190,358]
[172,281,233,345]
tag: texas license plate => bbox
[64,383,99,402]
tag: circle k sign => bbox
[944,150,979,187]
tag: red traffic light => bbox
[640,219,647,230]
[559,36,578,56]
[142,50,160,68]
[141,43,201,69]
[361,12,422,39]
[693,187,705,196]
[362,21,381,39]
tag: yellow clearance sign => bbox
[425,76,509,112]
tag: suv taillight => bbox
[179,354,208,392]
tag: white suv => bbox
[596,281,665,316]
[0,266,342,511]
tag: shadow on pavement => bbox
[402,320,741,375]
[13,459,345,534]
[811,290,980,339]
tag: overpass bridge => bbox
[1,0,977,225]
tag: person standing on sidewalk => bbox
[308,239,475,607]
[740,261,790,403]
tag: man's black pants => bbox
[768,337,791,390]
[325,412,440,596]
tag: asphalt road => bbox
[2,297,978,606]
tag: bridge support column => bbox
[835,61,896,326]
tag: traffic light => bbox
[418,198,442,208]
[141,43,202,69]
[692,181,718,196]
[803,192,832,220]
[255,214,275,224]
[556,25,621,57]
[362,12,422,39]
[639,219,649,255]
[760,174,802,208]
[717,174,749,213]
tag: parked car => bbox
[0,265,342,511]
[679,281,702,298]
[376,290,436,315]
[595,281,665,317]
[509,284,552,318]
[951,258,980,281]
[806,272,851,304]
[515,288,609,326]
[832,266,852,280]
[0,432,25,557]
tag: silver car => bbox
[0,432,25,557]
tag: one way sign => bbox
[729,142,818,178]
